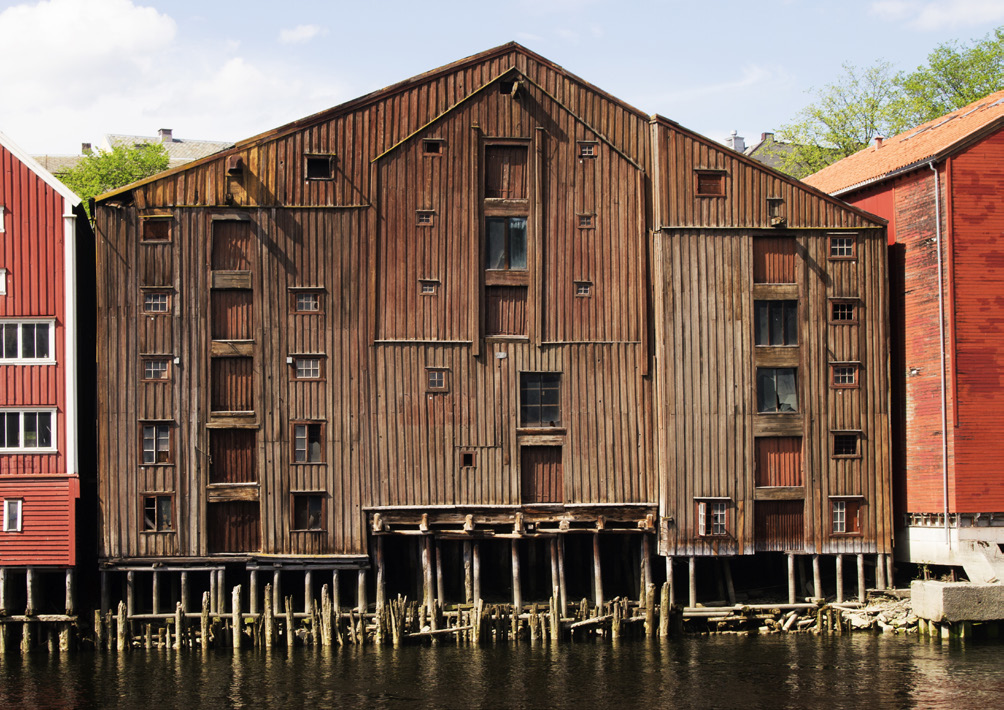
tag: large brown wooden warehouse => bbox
[93,43,892,619]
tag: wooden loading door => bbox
[207,501,261,553]
[521,446,563,504]
[754,501,804,552]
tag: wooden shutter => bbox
[754,501,804,552]
[211,357,254,412]
[753,237,796,284]
[484,146,528,199]
[485,286,527,335]
[521,446,563,504]
[211,221,252,270]
[209,429,257,483]
[755,437,803,486]
[211,290,253,340]
[207,501,260,553]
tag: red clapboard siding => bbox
[754,500,804,552]
[520,445,563,503]
[0,476,78,565]
[752,237,796,284]
[755,437,803,487]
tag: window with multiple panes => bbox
[757,368,798,413]
[831,498,862,534]
[419,279,438,295]
[141,423,172,464]
[3,499,23,532]
[292,290,322,313]
[143,495,173,532]
[293,422,324,463]
[293,357,323,380]
[575,281,592,297]
[832,432,861,458]
[577,214,595,228]
[427,368,449,393]
[141,218,171,242]
[829,235,857,259]
[831,363,859,388]
[292,493,325,531]
[0,321,54,362]
[578,142,597,158]
[520,372,561,428]
[754,300,798,346]
[143,292,171,314]
[417,210,435,226]
[485,217,528,270]
[0,410,55,451]
[142,358,171,381]
[697,500,729,536]
[830,300,857,323]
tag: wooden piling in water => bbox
[200,591,210,652]
[0,568,7,655]
[174,602,183,650]
[787,554,796,604]
[464,541,474,604]
[94,609,104,650]
[512,539,522,613]
[376,537,386,613]
[592,533,604,608]
[285,596,295,649]
[473,541,482,603]
[645,584,656,637]
[357,569,367,615]
[331,570,340,613]
[232,585,241,649]
[835,555,844,603]
[812,555,822,600]
[116,600,127,652]
[857,553,866,602]
[557,537,567,613]
[60,568,74,652]
[180,571,189,614]
[436,539,445,608]
[321,584,333,646]
[688,556,697,608]
[658,581,670,637]
[263,583,274,648]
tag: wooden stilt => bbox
[0,569,7,654]
[812,554,822,599]
[232,585,242,649]
[885,553,894,589]
[249,570,258,616]
[645,583,656,637]
[100,570,109,617]
[473,541,482,603]
[658,581,670,637]
[332,570,340,612]
[285,596,295,648]
[722,558,736,605]
[436,538,445,607]
[125,570,135,620]
[549,538,560,605]
[356,569,367,614]
[209,570,218,615]
[464,541,474,604]
[835,555,844,603]
[787,553,796,604]
[200,592,210,651]
[93,609,103,650]
[688,556,697,608]
[557,537,567,613]
[376,537,386,613]
[218,569,227,616]
[422,537,434,614]
[875,554,887,590]
[666,557,675,608]
[321,584,333,647]
[60,568,75,651]
[144,624,152,649]
[26,569,37,649]
[174,602,184,650]
[263,584,274,648]
[857,553,866,602]
[152,570,160,616]
[641,535,653,596]
[511,539,522,613]
[592,533,603,608]
[116,600,127,652]
[180,571,189,614]
[304,570,313,617]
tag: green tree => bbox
[61,142,170,215]
[895,26,1004,126]
[772,61,907,178]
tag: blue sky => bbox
[2,0,1004,155]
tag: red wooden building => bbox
[806,91,1004,582]
[1,129,93,623]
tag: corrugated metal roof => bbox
[804,90,1004,195]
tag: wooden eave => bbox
[372,68,644,171]
[648,114,887,230]
[96,41,650,203]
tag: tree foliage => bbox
[61,143,170,215]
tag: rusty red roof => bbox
[804,90,1004,195]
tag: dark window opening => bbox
[754,300,798,346]
[697,500,729,536]
[696,171,726,196]
[832,432,860,458]
[142,219,171,242]
[305,156,334,180]
[293,422,324,463]
[143,495,173,532]
[757,367,798,413]
[423,140,443,155]
[292,494,324,531]
[486,216,527,270]
[461,451,476,468]
[832,499,862,534]
[520,372,561,428]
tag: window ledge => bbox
[486,335,530,343]
[517,427,566,435]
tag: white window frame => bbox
[0,319,56,364]
[0,268,7,296]
[832,500,847,534]
[696,498,729,537]
[0,409,57,452]
[293,356,322,380]
[3,498,23,532]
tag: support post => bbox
[592,533,603,608]
[885,553,894,589]
[321,584,333,647]
[304,570,313,617]
[658,581,670,637]
[285,596,295,649]
[272,570,281,617]
[787,553,797,604]
[549,538,560,609]
[511,539,522,613]
[688,556,697,608]
[26,567,37,616]
[60,568,75,651]
[666,557,675,608]
[100,570,109,617]
[0,568,8,654]
[200,592,210,652]
[473,541,482,602]
[722,558,735,605]
[812,554,822,600]
[435,538,445,607]
[857,553,866,603]
[375,537,386,613]
[152,570,160,616]
[557,536,567,613]
[642,535,653,594]
[217,569,227,615]
[875,554,887,590]
[249,570,258,616]
[835,555,844,604]
[464,541,474,604]
[209,569,218,615]
[116,600,127,652]
[332,570,340,612]
[174,602,184,650]
[422,537,434,614]
[180,571,189,614]
[263,583,274,648]
[356,569,367,614]
[232,585,242,649]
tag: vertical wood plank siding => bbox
[209,429,257,483]
[754,501,805,552]
[755,437,803,486]
[207,501,261,553]
[752,237,796,283]
[95,44,889,566]
[520,446,563,503]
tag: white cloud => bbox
[647,64,779,105]
[869,0,1004,29]
[278,24,327,45]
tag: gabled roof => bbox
[804,90,1004,195]
[104,133,233,167]
[0,129,81,206]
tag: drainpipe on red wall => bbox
[929,161,950,548]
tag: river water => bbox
[1,635,1002,708]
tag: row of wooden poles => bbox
[0,568,76,654]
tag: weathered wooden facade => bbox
[806,91,1004,582]
[93,44,891,617]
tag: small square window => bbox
[577,214,595,228]
[696,170,726,196]
[423,140,443,155]
[832,432,861,458]
[292,493,325,531]
[499,79,517,94]
[420,279,439,295]
[575,281,592,297]
[417,211,435,226]
[305,155,334,180]
[829,235,857,259]
[293,356,323,380]
[142,218,171,242]
[143,358,171,381]
[143,292,171,314]
[427,368,449,393]
[141,423,172,464]
[578,142,597,158]
[830,301,858,323]
[292,291,323,313]
[831,499,862,534]
[293,422,324,463]
[697,500,729,536]
[461,451,476,468]
[143,495,173,532]
[831,363,859,389]
[3,499,23,532]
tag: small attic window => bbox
[423,139,444,156]
[696,170,726,197]
[417,210,435,227]
[499,79,517,95]
[578,142,598,159]
[575,280,592,298]
[305,155,334,180]
[577,214,595,229]
[141,217,172,242]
